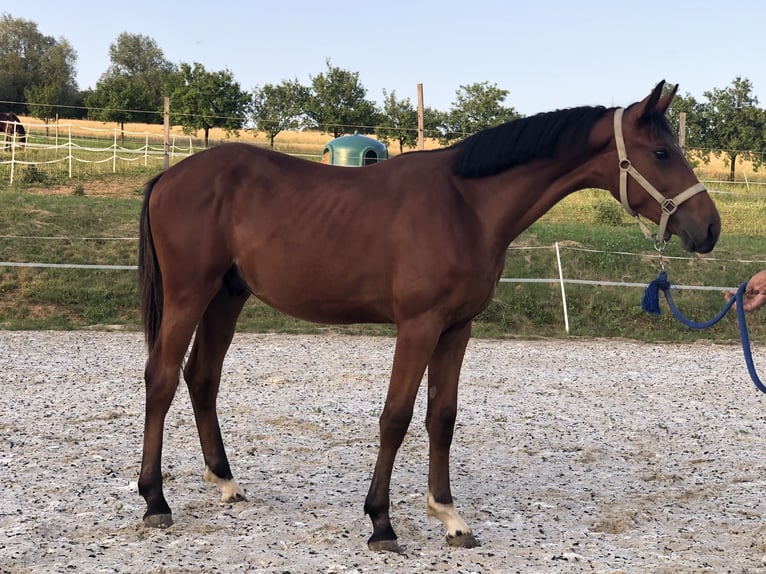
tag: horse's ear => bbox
[655,83,678,115]
[636,80,676,120]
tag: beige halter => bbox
[613,108,707,247]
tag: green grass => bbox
[0,190,143,329]
[0,181,765,342]
[473,229,766,341]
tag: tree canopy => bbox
[306,59,378,138]
[252,79,309,148]
[85,32,176,126]
[375,90,418,153]
[0,13,79,116]
[438,82,520,145]
[667,90,703,149]
[169,62,251,147]
[699,76,765,180]
[669,77,766,180]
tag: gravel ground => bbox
[2,331,766,573]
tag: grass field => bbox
[0,180,765,342]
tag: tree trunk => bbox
[729,152,737,181]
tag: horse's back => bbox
[148,142,452,234]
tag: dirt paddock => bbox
[2,331,766,573]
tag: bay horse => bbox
[137,81,720,552]
[0,112,27,150]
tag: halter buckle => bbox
[661,198,677,215]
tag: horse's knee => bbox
[183,372,219,410]
[379,407,413,444]
[144,377,179,407]
[427,403,457,428]
[144,357,181,403]
[426,404,457,446]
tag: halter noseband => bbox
[613,108,707,247]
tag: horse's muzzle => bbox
[680,221,720,254]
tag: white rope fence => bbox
[0,120,194,183]
[3,242,763,329]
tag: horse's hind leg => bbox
[139,301,205,528]
[183,280,249,504]
[425,321,479,547]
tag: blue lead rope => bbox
[642,270,766,394]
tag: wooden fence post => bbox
[417,83,424,151]
[679,112,686,152]
[163,97,170,171]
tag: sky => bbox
[5,0,766,116]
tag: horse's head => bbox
[603,81,720,254]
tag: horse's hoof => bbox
[368,539,403,553]
[446,531,480,548]
[221,490,247,503]
[143,513,173,528]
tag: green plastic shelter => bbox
[322,133,388,167]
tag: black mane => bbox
[451,105,610,178]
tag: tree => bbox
[252,79,309,148]
[440,82,520,144]
[306,59,378,138]
[25,83,68,126]
[375,90,418,153]
[169,62,251,146]
[106,32,174,78]
[665,89,713,172]
[25,39,80,125]
[86,33,176,125]
[667,90,703,146]
[0,14,79,114]
[84,75,158,131]
[698,76,765,181]
[423,107,449,142]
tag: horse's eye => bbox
[654,149,670,160]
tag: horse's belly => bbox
[246,270,393,325]
[256,292,393,325]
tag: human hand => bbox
[724,269,766,312]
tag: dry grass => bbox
[16,116,442,157]
[14,116,761,178]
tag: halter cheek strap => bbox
[613,108,707,246]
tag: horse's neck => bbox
[459,153,604,252]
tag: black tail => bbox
[138,174,164,351]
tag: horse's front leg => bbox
[364,318,442,553]
[425,321,479,547]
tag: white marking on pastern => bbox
[426,492,472,537]
[204,466,247,502]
